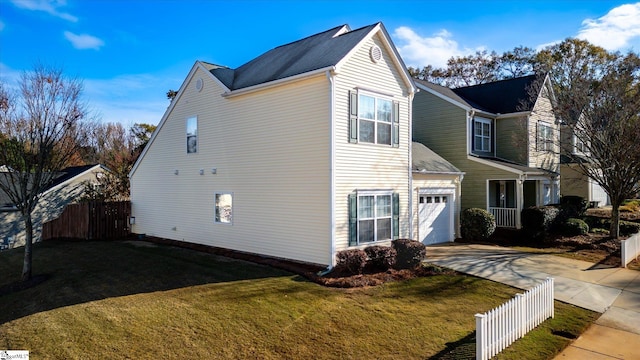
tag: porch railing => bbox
[489,207,518,228]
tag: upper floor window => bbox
[473,118,492,152]
[573,134,588,155]
[537,122,554,152]
[187,116,197,154]
[349,90,399,147]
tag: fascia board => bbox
[41,164,105,197]
[467,155,523,175]
[335,23,416,95]
[221,66,334,98]
[129,61,202,178]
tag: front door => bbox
[419,194,452,245]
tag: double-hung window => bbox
[349,191,399,245]
[537,122,554,152]
[215,192,233,224]
[474,118,491,152]
[349,90,399,146]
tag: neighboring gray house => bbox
[0,164,106,250]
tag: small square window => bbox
[434,197,441,203]
[442,196,448,203]
[426,197,432,203]
[215,192,233,224]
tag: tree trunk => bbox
[21,213,33,282]
[610,200,621,239]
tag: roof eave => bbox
[221,66,336,98]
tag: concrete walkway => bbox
[426,243,640,359]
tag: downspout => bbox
[325,69,336,273]
[408,91,415,240]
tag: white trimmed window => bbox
[573,134,588,155]
[349,90,399,147]
[215,192,233,224]
[537,122,554,151]
[348,191,399,245]
[474,118,492,152]
[187,116,197,154]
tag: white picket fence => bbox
[621,232,640,268]
[475,278,554,360]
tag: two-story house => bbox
[559,122,609,207]
[413,75,560,228]
[130,23,466,268]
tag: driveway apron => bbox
[426,243,640,359]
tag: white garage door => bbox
[419,194,452,245]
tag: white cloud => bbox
[578,3,640,50]
[64,31,104,50]
[84,73,182,126]
[393,26,475,68]
[10,0,78,22]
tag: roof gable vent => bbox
[370,45,382,63]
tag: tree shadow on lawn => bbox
[0,239,310,325]
[429,331,476,360]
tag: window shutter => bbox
[392,192,400,239]
[392,101,400,147]
[349,192,357,246]
[349,91,358,143]
[535,122,540,151]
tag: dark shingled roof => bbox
[210,23,378,91]
[452,75,538,114]
[0,164,99,208]
[412,142,462,174]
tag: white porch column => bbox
[516,176,524,229]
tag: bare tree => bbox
[0,64,94,281]
[553,52,640,238]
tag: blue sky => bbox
[1,0,639,126]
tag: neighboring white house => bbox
[130,23,462,268]
[0,164,107,250]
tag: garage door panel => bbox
[419,194,452,245]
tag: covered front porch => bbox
[487,176,559,228]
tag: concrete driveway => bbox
[426,243,640,359]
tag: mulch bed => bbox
[311,264,457,288]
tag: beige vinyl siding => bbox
[528,94,560,172]
[333,33,411,252]
[411,174,461,239]
[131,67,332,265]
[496,116,527,164]
[413,90,517,211]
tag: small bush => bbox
[335,249,367,275]
[521,206,560,241]
[560,196,589,218]
[364,245,396,272]
[622,199,640,212]
[460,208,496,241]
[591,228,610,235]
[562,218,589,236]
[620,221,640,236]
[392,239,426,269]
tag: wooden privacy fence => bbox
[475,278,554,360]
[42,201,131,240]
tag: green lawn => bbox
[0,240,597,359]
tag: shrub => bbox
[460,208,496,241]
[620,221,640,236]
[562,218,589,236]
[392,239,426,269]
[521,206,560,241]
[334,249,367,275]
[560,196,589,218]
[364,245,396,272]
[622,199,640,212]
[591,228,610,235]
